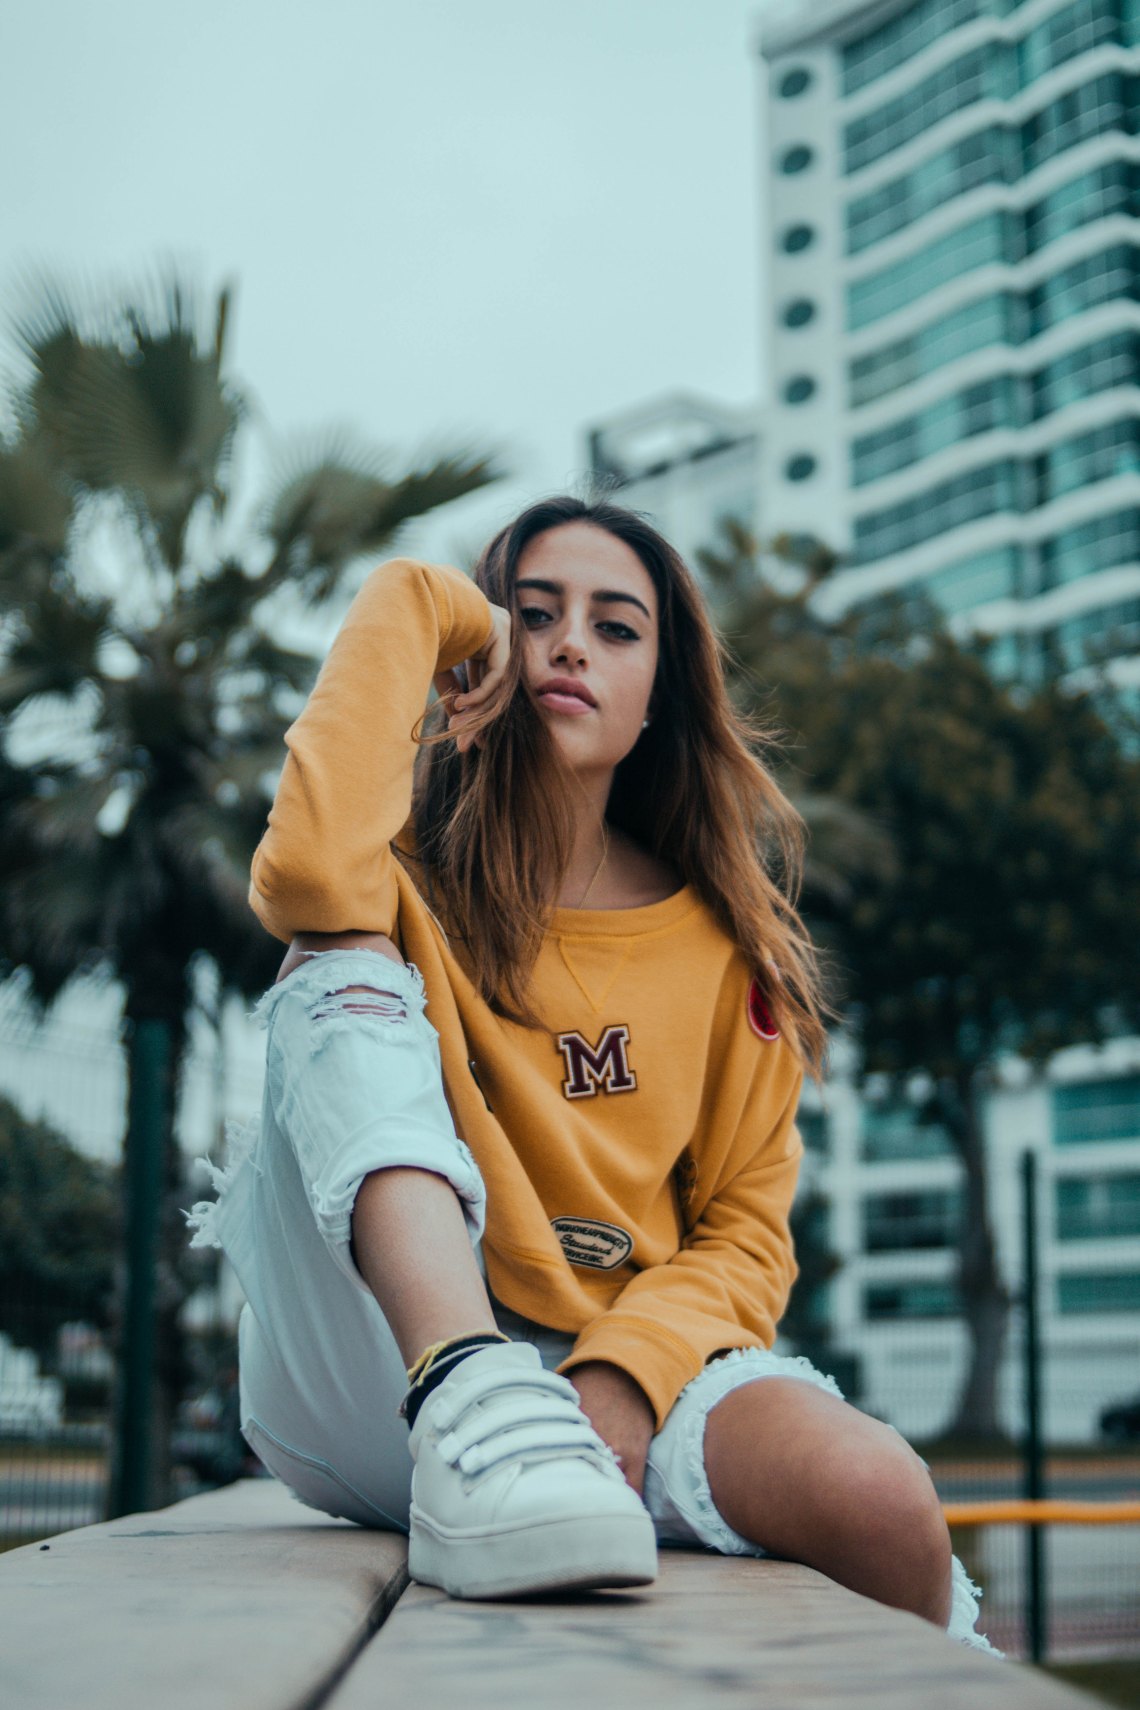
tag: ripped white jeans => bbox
[186,949,999,1655]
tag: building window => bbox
[786,453,818,482]
[864,1189,962,1252]
[864,1281,960,1321]
[1054,1077,1140,1145]
[780,144,814,175]
[1056,1175,1140,1241]
[842,0,986,97]
[1057,1272,1140,1314]
[861,1100,955,1161]
[1041,508,1140,591]
[797,1106,829,1154]
[782,223,816,255]
[922,546,1021,614]
[784,374,817,405]
[779,67,813,98]
[783,298,817,330]
[1045,598,1140,672]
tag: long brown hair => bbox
[406,495,831,1079]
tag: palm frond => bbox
[262,437,501,602]
[0,583,112,713]
[14,274,242,567]
[788,790,898,910]
[4,769,121,854]
[0,434,72,571]
[228,631,319,694]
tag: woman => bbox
[188,496,996,1649]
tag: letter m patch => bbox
[555,1025,637,1100]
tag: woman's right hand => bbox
[432,602,512,753]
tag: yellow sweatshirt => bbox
[250,557,804,1429]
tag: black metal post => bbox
[1021,1148,1047,1664]
[107,1018,169,1519]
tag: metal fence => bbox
[0,970,261,1550]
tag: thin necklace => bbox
[575,821,610,908]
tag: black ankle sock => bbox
[402,1332,510,1430]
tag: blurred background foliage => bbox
[702,518,1140,1438]
[0,272,501,1498]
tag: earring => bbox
[642,719,650,729]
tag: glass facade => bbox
[856,507,1140,648]
[1057,1270,1140,1311]
[852,331,1139,487]
[848,148,1139,331]
[920,546,1023,612]
[848,147,1136,259]
[848,210,1008,331]
[850,295,1015,407]
[848,126,1014,256]
[854,419,1139,561]
[845,44,1003,173]
[864,1188,963,1251]
[845,12,1138,173]
[853,377,1016,486]
[1055,1173,1140,1238]
[1054,1075,1140,1142]
[797,1106,829,1153]
[1045,595,1140,668]
[854,460,1020,561]
[864,1280,960,1320]
[849,244,1140,408]
[841,0,1033,97]
[861,1101,956,1160]
[1040,507,1140,589]
[1032,327,1138,415]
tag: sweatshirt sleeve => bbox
[249,557,494,943]
[556,1055,804,1432]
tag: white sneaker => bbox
[407,1341,658,1598]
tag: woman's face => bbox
[514,521,659,781]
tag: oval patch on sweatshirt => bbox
[747,977,780,1041]
[552,1216,634,1270]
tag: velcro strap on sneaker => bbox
[428,1366,581,1434]
[453,1420,610,1477]
[438,1394,597,1463]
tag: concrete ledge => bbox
[0,1479,1104,1710]
[334,1554,1100,1710]
[0,1479,407,1710]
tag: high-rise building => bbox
[757,0,1140,693]
[753,2,1140,1440]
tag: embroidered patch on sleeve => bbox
[747,977,780,1041]
[551,1216,634,1270]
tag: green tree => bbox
[705,523,1140,1440]
[0,1092,119,1363]
[0,274,500,1502]
[698,519,897,971]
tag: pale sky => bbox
[1,0,772,566]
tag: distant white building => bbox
[585,392,761,570]
[797,1032,1140,1444]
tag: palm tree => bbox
[0,274,501,1510]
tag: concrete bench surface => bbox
[0,1478,1102,1710]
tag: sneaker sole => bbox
[408,1505,658,1599]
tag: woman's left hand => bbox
[568,1361,656,1498]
